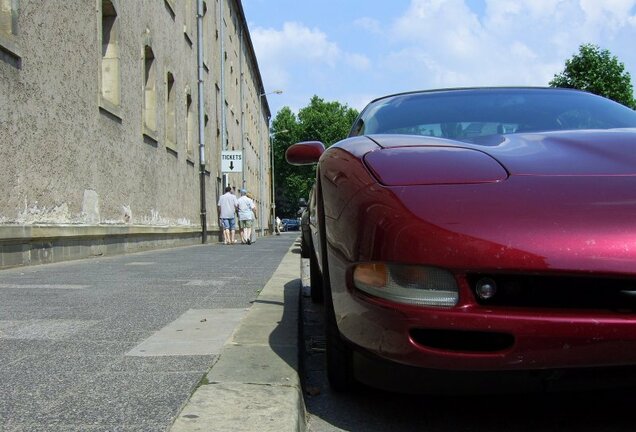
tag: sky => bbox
[241,0,636,117]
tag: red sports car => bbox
[286,87,636,393]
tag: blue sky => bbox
[242,0,636,117]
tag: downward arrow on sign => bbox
[229,161,234,170]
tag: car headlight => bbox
[353,263,458,307]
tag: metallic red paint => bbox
[319,131,636,372]
[285,141,325,165]
[287,88,636,390]
[364,146,508,186]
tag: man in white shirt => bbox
[237,189,256,244]
[217,186,239,245]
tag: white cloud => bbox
[386,0,636,90]
[394,0,486,60]
[251,21,370,89]
[346,53,371,70]
[245,0,636,116]
[252,21,340,65]
[353,17,383,34]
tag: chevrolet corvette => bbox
[286,87,636,393]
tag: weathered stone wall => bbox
[0,0,272,267]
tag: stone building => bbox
[0,0,274,268]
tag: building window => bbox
[0,0,15,35]
[202,1,209,67]
[0,0,19,58]
[204,113,210,168]
[143,45,157,137]
[166,72,176,149]
[184,0,194,45]
[100,0,120,111]
[164,0,176,17]
[186,91,195,159]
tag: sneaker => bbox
[247,239,251,245]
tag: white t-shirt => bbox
[237,195,255,220]
[217,192,238,219]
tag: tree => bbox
[550,44,635,109]
[271,96,359,218]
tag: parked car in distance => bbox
[286,87,636,394]
[281,218,300,231]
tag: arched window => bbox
[184,0,194,44]
[0,0,19,58]
[204,113,210,167]
[143,45,157,135]
[0,0,16,37]
[166,72,176,149]
[186,91,195,159]
[101,0,120,108]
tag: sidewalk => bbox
[170,239,307,432]
[0,234,302,431]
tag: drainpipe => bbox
[196,0,207,243]
[220,0,227,192]
[240,27,245,189]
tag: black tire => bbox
[325,286,354,392]
[301,235,311,259]
[316,177,354,391]
[309,248,324,303]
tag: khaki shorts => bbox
[241,219,254,228]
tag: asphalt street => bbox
[0,233,298,431]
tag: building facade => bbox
[0,0,273,268]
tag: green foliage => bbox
[271,96,359,218]
[550,44,635,109]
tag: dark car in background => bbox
[286,87,636,394]
[281,218,300,231]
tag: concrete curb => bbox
[170,243,306,431]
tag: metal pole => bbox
[270,131,275,232]
[239,28,245,189]
[268,129,286,232]
[220,0,226,152]
[258,99,264,236]
[196,0,207,244]
[257,91,282,236]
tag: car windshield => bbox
[350,88,636,144]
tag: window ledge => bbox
[167,146,178,157]
[184,30,193,47]
[165,140,177,153]
[143,127,159,144]
[164,0,176,18]
[0,34,21,60]
[99,98,123,121]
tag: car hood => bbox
[367,129,636,176]
[326,132,636,274]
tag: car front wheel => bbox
[325,288,354,392]
[317,184,354,391]
[309,248,324,303]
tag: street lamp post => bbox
[269,129,288,233]
[258,90,282,237]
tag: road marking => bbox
[0,319,99,339]
[0,284,90,289]
[183,280,227,287]
[126,308,247,357]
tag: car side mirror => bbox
[285,141,325,165]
